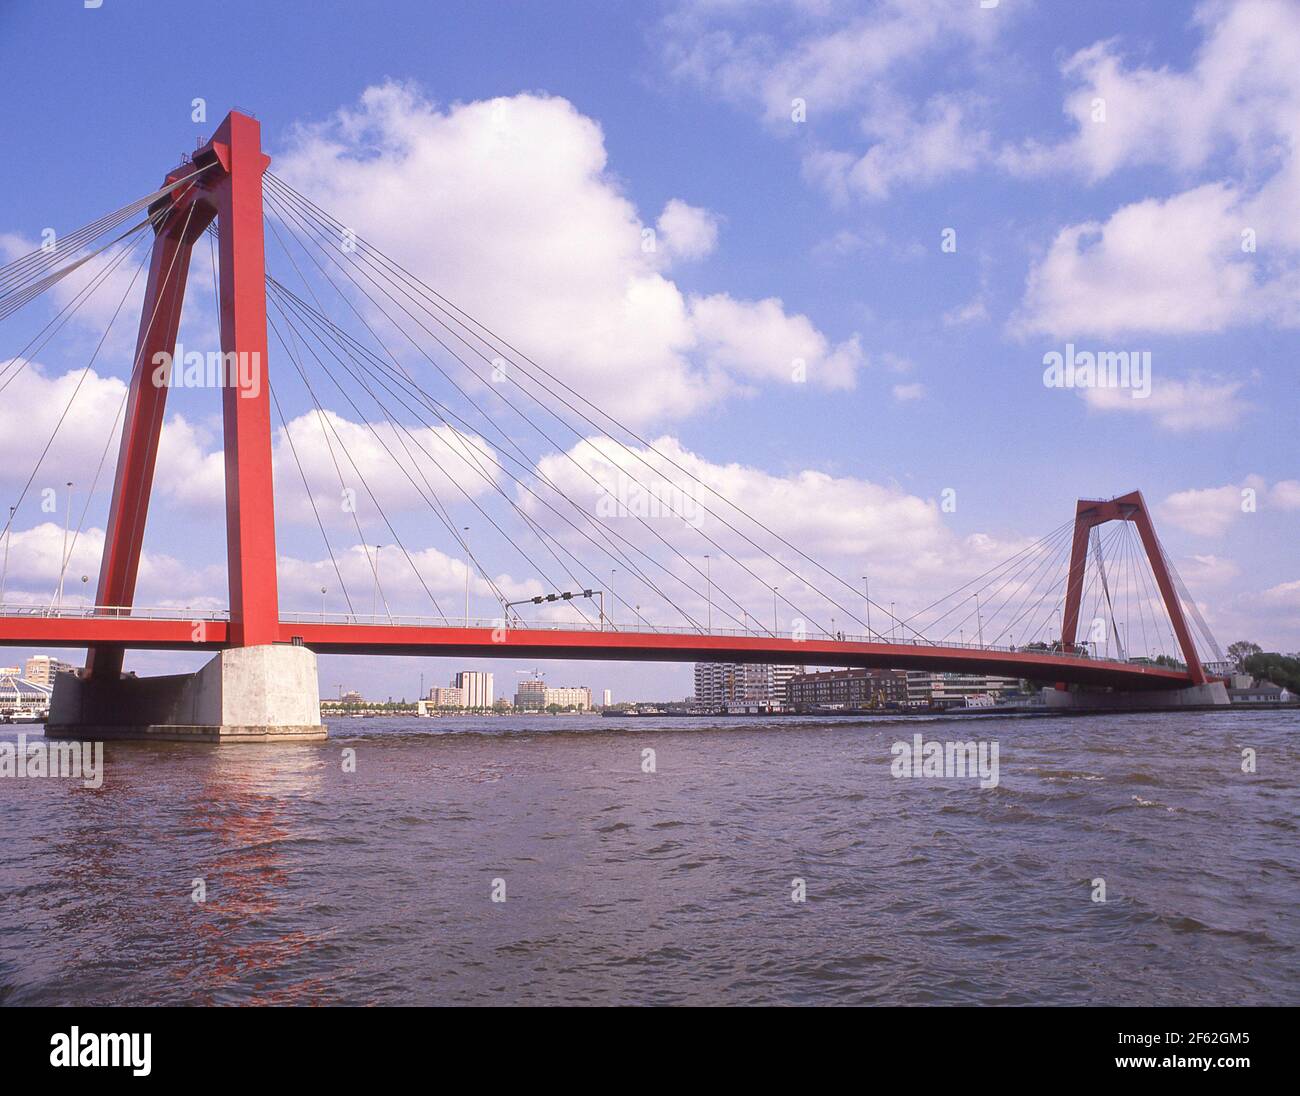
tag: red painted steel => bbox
[85,175,215,679]
[208,113,280,648]
[1060,490,1206,684]
[84,111,279,676]
[2,614,1195,690]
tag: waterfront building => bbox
[514,678,547,709]
[0,668,53,717]
[904,671,1019,709]
[428,686,463,708]
[693,662,805,709]
[24,654,74,687]
[786,668,908,711]
[602,688,612,708]
[454,671,494,708]
[543,686,592,710]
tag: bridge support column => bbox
[1039,683,1229,710]
[46,644,326,743]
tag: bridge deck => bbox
[0,611,1197,690]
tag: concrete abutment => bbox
[46,644,327,742]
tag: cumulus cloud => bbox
[689,293,860,388]
[1011,1,1300,337]
[272,84,861,423]
[520,433,1046,633]
[656,199,719,261]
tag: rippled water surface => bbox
[2,710,1297,1005]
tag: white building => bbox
[693,662,805,709]
[543,686,591,710]
[602,688,612,708]
[0,669,53,717]
[905,671,1019,709]
[454,671,493,709]
[24,655,74,688]
[428,686,463,708]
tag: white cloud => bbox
[1012,1,1300,337]
[891,382,925,401]
[662,1,1009,202]
[688,293,860,388]
[272,409,500,527]
[1081,375,1252,432]
[1012,184,1287,338]
[522,433,1048,635]
[656,198,719,261]
[1270,480,1300,509]
[1160,475,1265,536]
[661,0,1003,124]
[805,95,990,202]
[273,84,860,424]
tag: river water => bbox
[1,709,1296,1006]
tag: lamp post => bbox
[463,526,471,624]
[56,481,73,610]
[772,586,779,635]
[862,573,871,639]
[372,544,384,622]
[0,505,15,605]
[320,585,327,619]
[973,593,984,648]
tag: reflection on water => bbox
[1,710,1297,1005]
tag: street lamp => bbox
[772,586,779,634]
[862,573,871,639]
[0,504,15,605]
[462,525,471,624]
[56,481,73,610]
[973,593,984,648]
[372,544,384,622]
[320,585,327,619]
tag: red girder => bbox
[0,615,1197,691]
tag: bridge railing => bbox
[0,602,229,621]
[0,603,1155,669]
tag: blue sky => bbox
[0,0,1296,701]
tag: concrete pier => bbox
[46,644,327,743]
[1041,681,1230,710]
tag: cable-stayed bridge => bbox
[0,113,1227,737]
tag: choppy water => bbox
[1,709,1296,1005]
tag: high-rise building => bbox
[454,671,494,708]
[602,688,612,708]
[693,662,805,709]
[514,678,547,709]
[24,654,73,687]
